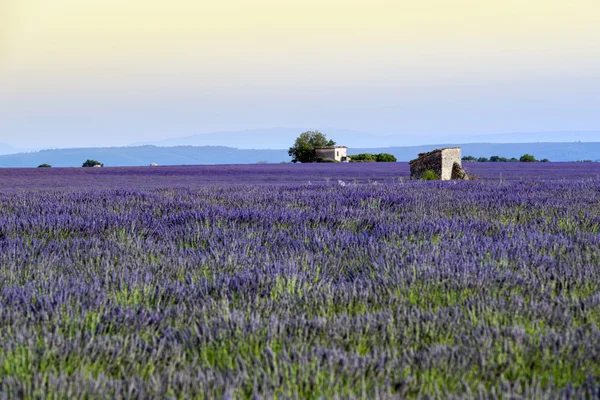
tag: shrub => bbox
[375,153,397,162]
[519,154,536,162]
[37,164,52,168]
[350,153,397,162]
[349,153,377,162]
[82,159,103,168]
[422,169,440,180]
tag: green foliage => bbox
[82,159,103,168]
[349,153,397,162]
[375,153,397,162]
[288,131,335,163]
[520,154,537,162]
[37,164,52,168]
[349,153,377,162]
[465,155,546,163]
[422,169,440,180]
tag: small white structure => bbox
[93,164,103,168]
[315,146,348,162]
[150,163,159,167]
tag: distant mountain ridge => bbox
[132,128,600,149]
[0,142,599,168]
[0,143,17,156]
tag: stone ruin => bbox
[409,147,469,180]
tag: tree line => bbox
[462,154,549,163]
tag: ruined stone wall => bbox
[440,148,462,180]
[410,148,464,180]
[409,151,443,179]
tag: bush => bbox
[477,157,489,162]
[519,154,536,162]
[37,164,52,168]
[349,153,377,162]
[375,153,397,162]
[82,159,103,168]
[462,155,477,162]
[422,169,440,180]
[349,153,396,162]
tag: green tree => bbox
[375,153,397,162]
[37,164,52,168]
[82,159,104,167]
[477,157,489,162]
[519,154,536,162]
[462,155,477,162]
[288,131,335,163]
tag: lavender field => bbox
[0,163,599,398]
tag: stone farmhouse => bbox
[315,146,348,162]
[409,147,468,180]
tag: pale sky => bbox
[1,0,599,148]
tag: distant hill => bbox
[133,128,600,149]
[0,146,286,168]
[0,143,17,156]
[0,142,599,168]
[132,127,404,149]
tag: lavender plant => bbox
[0,164,598,398]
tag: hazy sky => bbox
[1,0,599,148]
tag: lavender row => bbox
[0,179,599,397]
[1,162,600,190]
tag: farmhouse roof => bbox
[315,146,347,149]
